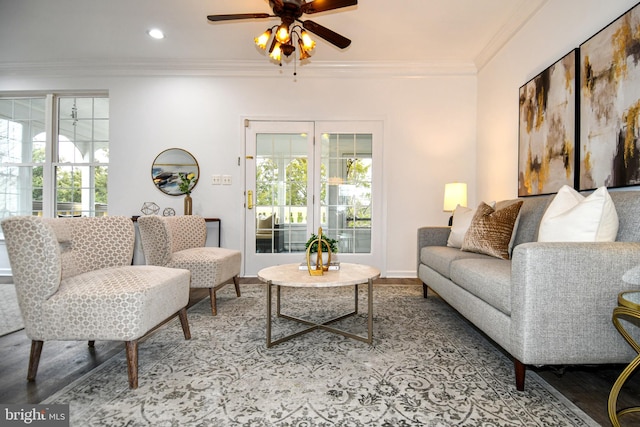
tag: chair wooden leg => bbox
[178,307,191,340]
[209,288,217,316]
[233,275,241,297]
[515,358,526,391]
[422,283,429,298]
[88,340,95,347]
[125,340,139,389]
[27,340,43,382]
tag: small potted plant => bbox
[305,233,338,254]
[303,231,340,272]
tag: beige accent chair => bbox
[1,216,191,389]
[137,215,241,315]
[256,213,275,253]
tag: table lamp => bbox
[443,182,467,226]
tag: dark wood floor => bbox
[1,278,639,426]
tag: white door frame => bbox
[242,119,385,277]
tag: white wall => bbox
[0,70,477,277]
[477,0,640,203]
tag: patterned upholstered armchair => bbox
[1,216,192,389]
[137,215,241,315]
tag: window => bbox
[0,94,109,219]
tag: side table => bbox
[608,291,640,426]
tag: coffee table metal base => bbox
[266,278,374,347]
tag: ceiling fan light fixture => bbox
[254,28,272,49]
[207,0,357,69]
[298,38,312,59]
[269,41,282,61]
[275,24,290,43]
[281,43,296,57]
[300,30,316,51]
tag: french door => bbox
[244,120,383,276]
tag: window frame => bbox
[0,92,109,220]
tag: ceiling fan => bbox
[207,0,357,62]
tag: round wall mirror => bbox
[151,148,199,196]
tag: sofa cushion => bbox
[450,258,512,316]
[538,185,618,242]
[42,265,190,341]
[462,201,523,259]
[496,195,551,248]
[420,246,491,279]
[608,191,640,242]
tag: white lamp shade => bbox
[443,182,468,211]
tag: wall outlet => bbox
[211,174,221,185]
[222,175,232,185]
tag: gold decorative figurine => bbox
[306,227,332,276]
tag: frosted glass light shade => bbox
[443,182,468,212]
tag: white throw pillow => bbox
[537,185,618,242]
[447,205,474,248]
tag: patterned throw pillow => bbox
[461,201,524,260]
[447,201,496,248]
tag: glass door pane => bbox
[321,133,373,254]
[245,121,315,275]
[255,132,310,254]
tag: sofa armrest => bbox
[510,241,640,364]
[417,226,451,268]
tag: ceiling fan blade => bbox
[301,20,351,49]
[207,13,271,22]
[301,0,357,14]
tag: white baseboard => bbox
[384,270,418,279]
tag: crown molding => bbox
[474,0,549,71]
[0,59,478,79]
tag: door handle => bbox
[247,190,254,209]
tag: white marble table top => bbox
[257,263,381,288]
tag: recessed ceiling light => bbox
[147,29,165,39]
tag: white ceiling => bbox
[0,0,547,71]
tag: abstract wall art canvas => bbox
[579,3,640,190]
[518,49,578,196]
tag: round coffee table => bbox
[257,263,381,347]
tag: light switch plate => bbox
[222,175,232,185]
[212,175,221,185]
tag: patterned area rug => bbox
[0,284,23,336]
[44,285,598,426]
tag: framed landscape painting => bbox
[518,49,578,196]
[579,3,640,190]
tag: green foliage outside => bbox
[345,158,372,227]
[256,157,327,207]
[31,146,108,209]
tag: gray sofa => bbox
[417,190,640,390]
